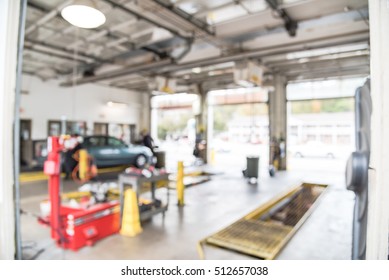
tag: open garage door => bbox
[151,94,199,171]
[208,87,269,177]
[287,77,365,173]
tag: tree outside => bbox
[291,97,354,114]
[157,109,193,140]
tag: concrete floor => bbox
[19,167,354,260]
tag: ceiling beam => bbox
[103,0,191,41]
[114,81,150,90]
[265,0,298,36]
[264,46,369,66]
[158,31,369,73]
[54,36,189,77]
[140,0,227,49]
[27,2,172,64]
[25,39,103,63]
[24,46,85,63]
[60,59,173,86]
[61,30,369,86]
[150,0,214,36]
[177,72,233,85]
[269,53,369,70]
[26,0,73,35]
[286,67,369,82]
[140,45,170,59]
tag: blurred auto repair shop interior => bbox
[0,0,388,261]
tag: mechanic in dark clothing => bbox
[140,129,155,155]
[63,134,83,179]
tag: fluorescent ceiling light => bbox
[286,43,369,60]
[236,80,255,88]
[152,91,167,96]
[192,67,202,74]
[107,101,128,108]
[61,0,106,29]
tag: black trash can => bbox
[154,150,166,168]
[244,156,259,179]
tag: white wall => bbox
[20,74,146,139]
[366,0,389,260]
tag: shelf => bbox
[140,204,168,221]
[118,172,170,225]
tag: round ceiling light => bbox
[61,1,106,29]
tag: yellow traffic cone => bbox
[120,189,142,237]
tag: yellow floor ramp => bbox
[19,166,128,183]
[197,182,328,260]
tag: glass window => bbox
[287,77,365,100]
[87,137,106,147]
[108,137,124,147]
[306,135,316,141]
[320,135,333,144]
[290,125,298,134]
[48,121,61,136]
[67,121,87,135]
[208,87,268,105]
[337,135,351,144]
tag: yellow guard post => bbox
[210,148,215,165]
[176,161,185,206]
[78,149,88,180]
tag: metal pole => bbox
[46,137,62,243]
[13,0,28,260]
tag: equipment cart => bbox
[118,173,170,222]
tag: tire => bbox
[294,152,303,158]
[134,154,147,168]
[269,166,275,177]
[327,153,335,159]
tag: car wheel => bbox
[327,153,335,159]
[135,154,147,168]
[294,152,303,158]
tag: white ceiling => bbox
[23,0,370,91]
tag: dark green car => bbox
[83,135,154,168]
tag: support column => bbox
[0,0,21,260]
[195,84,208,163]
[269,74,287,170]
[366,0,389,260]
[150,107,158,141]
[140,92,151,133]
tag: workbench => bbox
[118,173,170,222]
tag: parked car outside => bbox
[288,141,338,159]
